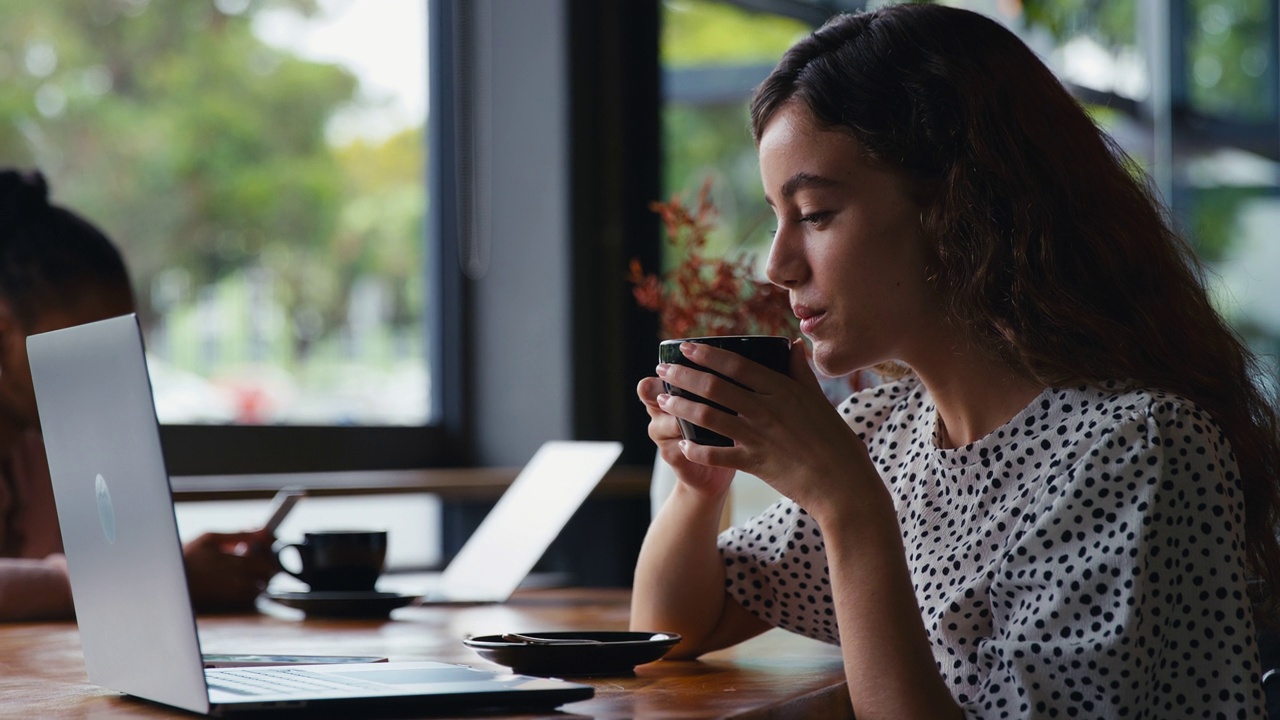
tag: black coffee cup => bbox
[658,335,792,447]
[276,530,387,592]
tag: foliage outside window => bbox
[661,0,809,262]
[0,0,428,426]
[1184,0,1275,123]
[1021,2,1280,350]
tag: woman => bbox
[633,5,1278,718]
[0,169,278,620]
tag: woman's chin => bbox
[810,344,857,379]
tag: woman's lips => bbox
[793,304,826,335]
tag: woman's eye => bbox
[769,211,831,237]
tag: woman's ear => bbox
[0,301,20,352]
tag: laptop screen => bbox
[30,314,212,713]
[438,441,622,601]
[30,314,604,715]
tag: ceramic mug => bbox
[658,335,791,447]
[275,530,387,592]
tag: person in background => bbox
[0,168,278,620]
[634,4,1278,718]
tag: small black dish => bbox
[265,591,419,618]
[463,631,681,677]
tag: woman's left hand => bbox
[655,339,879,518]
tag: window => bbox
[996,0,1280,394]
[661,0,812,260]
[670,0,1280,399]
[1172,0,1280,393]
[0,0,449,473]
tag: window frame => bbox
[165,0,671,476]
[162,0,465,476]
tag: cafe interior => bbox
[3,0,1280,716]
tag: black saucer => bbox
[464,631,680,676]
[265,590,419,618]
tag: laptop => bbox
[400,439,622,604]
[28,314,596,715]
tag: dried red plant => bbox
[629,180,797,340]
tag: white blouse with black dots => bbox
[717,375,1265,719]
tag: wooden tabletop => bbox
[0,587,852,719]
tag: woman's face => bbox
[761,102,941,378]
[0,287,133,432]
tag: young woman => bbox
[0,169,278,619]
[633,5,1279,718]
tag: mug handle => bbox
[273,542,309,583]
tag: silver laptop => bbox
[28,314,596,715]
[400,439,622,603]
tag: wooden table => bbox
[0,588,852,719]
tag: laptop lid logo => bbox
[95,473,116,544]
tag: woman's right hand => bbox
[637,375,735,497]
[633,375,750,658]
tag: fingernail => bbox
[655,363,668,377]
[656,393,670,407]
[680,342,697,357]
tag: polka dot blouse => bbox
[718,376,1265,718]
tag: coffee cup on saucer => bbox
[275,530,387,593]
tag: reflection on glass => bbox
[0,0,429,426]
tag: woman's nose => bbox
[765,226,805,289]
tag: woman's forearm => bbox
[819,506,963,720]
[0,555,74,621]
[630,481,732,657]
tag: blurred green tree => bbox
[0,0,422,366]
[661,0,809,262]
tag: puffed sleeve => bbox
[962,399,1265,719]
[718,498,840,645]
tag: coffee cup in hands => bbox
[658,335,791,447]
[275,530,388,593]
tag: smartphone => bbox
[203,653,387,669]
[259,486,306,535]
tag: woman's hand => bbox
[654,340,875,519]
[637,374,735,498]
[634,366,761,658]
[184,530,280,612]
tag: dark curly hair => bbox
[750,4,1280,617]
[0,169,133,325]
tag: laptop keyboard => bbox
[206,667,384,697]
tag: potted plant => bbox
[630,179,868,402]
[628,179,797,341]
[629,180,802,524]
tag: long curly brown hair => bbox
[750,4,1280,616]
